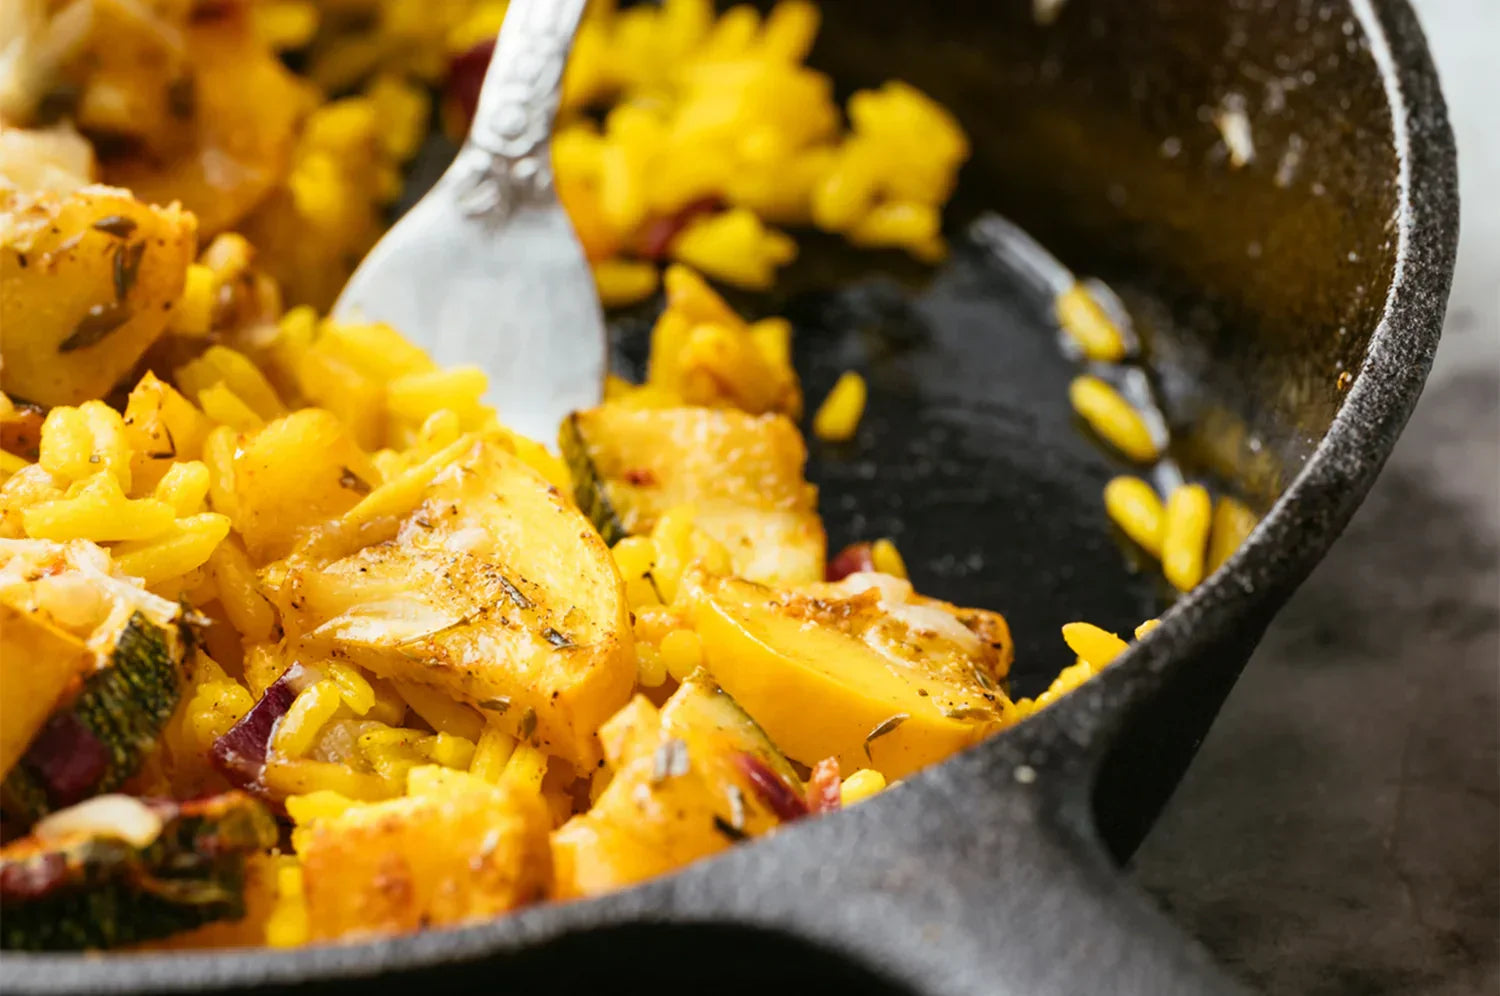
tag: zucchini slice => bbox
[1,540,187,824]
[560,406,826,585]
[2,613,183,823]
[0,791,277,951]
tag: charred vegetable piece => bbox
[0,792,277,951]
[2,612,184,823]
[296,768,551,940]
[271,434,634,769]
[551,669,803,899]
[686,571,1015,781]
[1,540,187,823]
[561,406,825,585]
[0,605,95,781]
[98,15,308,237]
[0,184,195,407]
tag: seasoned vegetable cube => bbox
[562,405,824,585]
[295,769,551,940]
[273,434,634,769]
[552,670,804,899]
[0,185,196,407]
[687,571,1014,780]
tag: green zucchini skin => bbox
[0,792,276,951]
[1,612,184,825]
[560,412,629,545]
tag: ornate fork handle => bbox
[453,0,588,222]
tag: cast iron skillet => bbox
[7,0,1456,992]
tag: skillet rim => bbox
[1,0,1457,989]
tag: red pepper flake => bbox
[806,757,842,815]
[636,196,725,262]
[826,541,876,581]
[622,467,657,487]
[733,752,807,823]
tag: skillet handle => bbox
[766,743,1250,996]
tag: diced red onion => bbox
[22,713,110,809]
[209,673,296,790]
[0,852,69,902]
[637,197,725,262]
[733,753,808,823]
[806,757,842,815]
[826,542,876,582]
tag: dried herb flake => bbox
[338,467,371,495]
[112,241,146,301]
[863,713,909,759]
[517,707,537,741]
[940,705,996,722]
[480,696,512,715]
[166,76,196,119]
[498,576,531,610]
[542,627,573,649]
[91,215,138,239]
[712,815,748,842]
[59,302,133,353]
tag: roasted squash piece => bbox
[0,791,277,951]
[687,571,1015,781]
[562,405,825,585]
[552,671,804,899]
[296,768,552,940]
[0,604,94,779]
[0,539,187,824]
[643,267,802,417]
[101,13,311,236]
[232,409,379,563]
[0,184,196,407]
[271,434,634,768]
[51,0,194,157]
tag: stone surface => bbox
[1130,1,1500,991]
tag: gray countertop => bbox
[1128,1,1500,992]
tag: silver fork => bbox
[332,0,603,447]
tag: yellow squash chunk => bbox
[297,770,551,940]
[272,435,634,768]
[0,605,93,777]
[644,267,802,418]
[552,671,803,900]
[562,405,825,585]
[0,185,196,407]
[102,15,310,237]
[232,409,379,563]
[688,572,1015,780]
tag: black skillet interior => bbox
[9,0,1456,993]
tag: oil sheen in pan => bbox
[609,212,1189,700]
